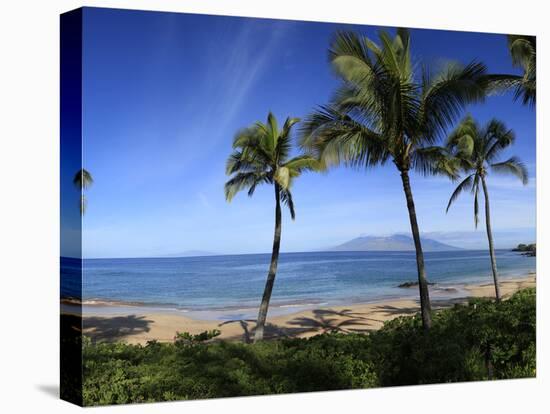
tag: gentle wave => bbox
[278,302,329,308]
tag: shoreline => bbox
[62,271,535,319]
[69,275,535,344]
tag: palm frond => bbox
[233,126,260,149]
[421,61,487,141]
[329,31,391,133]
[275,116,300,162]
[508,35,537,106]
[300,105,387,168]
[232,127,273,167]
[283,155,321,174]
[73,168,93,190]
[446,174,474,212]
[329,31,375,85]
[280,117,300,141]
[280,189,295,220]
[224,172,267,202]
[331,82,385,136]
[226,150,265,175]
[490,156,528,184]
[412,146,458,179]
[481,73,523,96]
[266,112,279,151]
[508,35,536,72]
[486,35,536,106]
[483,120,515,162]
[446,115,478,155]
[377,30,403,78]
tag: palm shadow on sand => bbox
[218,308,393,341]
[286,308,385,335]
[368,297,470,319]
[218,319,256,343]
[83,315,153,342]
[218,319,311,343]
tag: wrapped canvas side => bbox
[60,8,83,406]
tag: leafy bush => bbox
[369,288,536,385]
[80,288,535,406]
[174,329,221,345]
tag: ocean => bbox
[61,250,535,320]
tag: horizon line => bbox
[63,245,533,261]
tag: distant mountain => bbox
[329,234,461,252]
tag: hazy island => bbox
[329,234,461,252]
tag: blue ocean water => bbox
[61,250,535,317]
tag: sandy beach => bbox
[72,275,535,344]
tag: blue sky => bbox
[72,7,535,258]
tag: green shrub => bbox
[369,287,536,385]
[80,288,535,406]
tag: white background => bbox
[0,0,547,412]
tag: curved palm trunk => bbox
[254,184,282,342]
[480,175,501,302]
[400,170,432,330]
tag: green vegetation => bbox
[446,116,528,301]
[79,288,535,406]
[174,329,221,344]
[513,243,536,256]
[224,112,318,342]
[300,28,489,330]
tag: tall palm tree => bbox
[300,29,488,330]
[488,35,535,106]
[446,116,528,302]
[73,168,93,215]
[225,112,318,342]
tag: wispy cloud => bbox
[198,191,212,209]
[172,20,290,162]
[122,20,292,184]
[211,23,288,133]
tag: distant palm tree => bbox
[225,112,318,342]
[446,116,528,301]
[300,29,488,330]
[73,168,93,215]
[488,35,535,106]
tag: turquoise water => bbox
[61,250,535,319]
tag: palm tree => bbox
[73,168,93,215]
[446,116,528,301]
[225,112,318,342]
[300,29,488,330]
[488,35,535,106]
